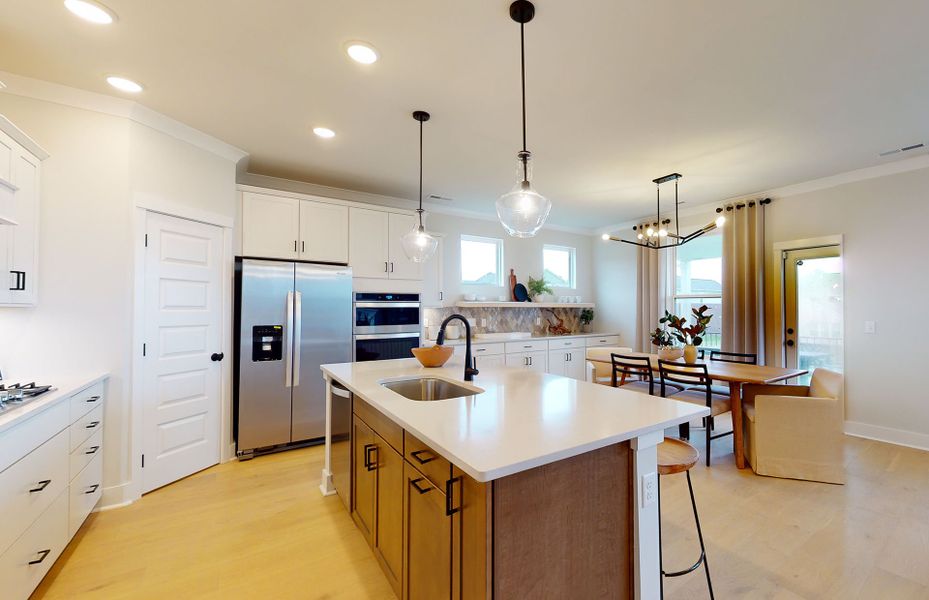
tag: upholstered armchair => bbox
[585,346,633,385]
[741,368,845,484]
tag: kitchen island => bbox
[320,359,708,599]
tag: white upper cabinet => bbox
[241,192,300,259]
[299,198,348,264]
[0,117,47,307]
[387,213,422,280]
[349,207,389,278]
[420,235,445,307]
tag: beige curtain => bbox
[635,245,665,352]
[722,201,765,360]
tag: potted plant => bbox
[526,276,553,302]
[650,327,683,360]
[580,308,594,333]
[660,305,713,364]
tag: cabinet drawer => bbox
[0,401,68,474]
[471,342,505,356]
[585,335,621,347]
[69,404,103,453]
[0,489,68,600]
[404,432,452,491]
[69,453,103,538]
[69,381,104,422]
[549,337,583,350]
[505,340,548,353]
[0,430,69,555]
[353,397,403,454]
[69,427,103,482]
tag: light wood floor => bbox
[34,425,929,599]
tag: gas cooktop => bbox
[0,382,56,414]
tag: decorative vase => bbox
[581,323,592,333]
[683,344,698,364]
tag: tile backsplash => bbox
[423,306,587,336]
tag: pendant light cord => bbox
[418,118,424,228]
[520,21,529,182]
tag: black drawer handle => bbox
[85,484,100,494]
[410,449,436,465]
[29,549,51,565]
[87,395,101,403]
[410,478,432,495]
[445,477,461,516]
[85,445,100,455]
[85,421,100,429]
[29,480,52,493]
[364,444,377,471]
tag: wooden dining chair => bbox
[610,354,688,395]
[706,351,758,396]
[658,360,732,467]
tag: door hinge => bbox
[144,234,149,247]
[141,454,145,468]
[142,343,147,357]
[781,250,787,260]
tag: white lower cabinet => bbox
[474,354,506,370]
[548,348,587,381]
[506,351,548,372]
[0,378,107,600]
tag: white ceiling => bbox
[2,0,928,230]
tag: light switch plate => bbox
[864,320,876,334]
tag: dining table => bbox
[587,351,808,469]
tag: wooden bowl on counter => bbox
[412,345,454,368]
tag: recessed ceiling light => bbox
[345,42,379,65]
[64,0,116,24]
[106,76,143,93]
[313,127,336,139]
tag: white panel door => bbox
[349,207,389,278]
[387,213,423,280]
[241,192,299,259]
[299,198,349,264]
[142,212,223,493]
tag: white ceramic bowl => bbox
[463,293,476,302]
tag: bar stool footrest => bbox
[662,550,706,578]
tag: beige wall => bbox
[0,95,238,502]
[591,236,636,345]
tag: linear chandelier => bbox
[601,173,727,250]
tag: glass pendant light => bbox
[496,0,551,238]
[401,110,438,263]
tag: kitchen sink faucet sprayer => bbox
[436,314,479,382]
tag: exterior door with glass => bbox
[783,246,843,384]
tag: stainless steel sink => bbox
[381,377,481,401]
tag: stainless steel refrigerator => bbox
[234,258,352,456]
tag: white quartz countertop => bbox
[321,359,708,483]
[0,372,108,434]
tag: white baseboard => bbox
[845,421,929,452]
[97,482,138,511]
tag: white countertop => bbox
[0,372,108,434]
[423,331,621,346]
[321,359,707,483]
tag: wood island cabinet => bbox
[349,396,632,600]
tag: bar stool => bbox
[657,438,714,599]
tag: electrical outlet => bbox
[535,317,541,326]
[642,472,657,507]
[481,318,487,327]
[864,321,876,334]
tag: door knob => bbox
[211,352,225,362]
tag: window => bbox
[543,245,576,289]
[460,235,503,286]
[672,233,722,350]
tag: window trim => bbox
[459,234,504,286]
[542,244,577,289]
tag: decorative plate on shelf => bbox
[513,283,530,302]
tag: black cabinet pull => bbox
[29,480,51,493]
[85,421,100,429]
[445,477,461,516]
[87,395,100,403]
[85,445,100,455]
[10,270,26,291]
[85,484,100,494]
[301,240,305,253]
[364,444,377,471]
[410,478,431,495]
[410,450,436,465]
[384,261,388,273]
[28,549,51,565]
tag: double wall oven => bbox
[353,292,421,361]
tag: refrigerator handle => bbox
[285,291,294,388]
[293,291,303,388]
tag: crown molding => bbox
[598,153,929,236]
[0,70,247,164]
